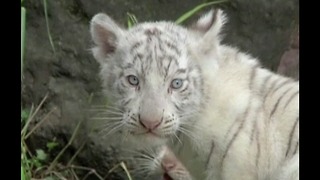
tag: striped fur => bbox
[179,9,299,180]
[90,9,299,180]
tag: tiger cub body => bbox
[90,8,299,180]
[174,43,299,180]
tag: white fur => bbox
[90,9,299,180]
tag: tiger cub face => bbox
[90,10,224,145]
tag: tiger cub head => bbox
[90,9,227,145]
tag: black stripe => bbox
[120,79,126,88]
[269,79,292,103]
[158,41,165,53]
[180,83,189,93]
[270,79,292,96]
[117,84,126,96]
[255,123,260,167]
[263,78,282,105]
[222,100,251,168]
[174,103,182,112]
[286,117,299,157]
[249,65,259,90]
[130,41,143,54]
[122,98,132,106]
[192,76,199,89]
[293,141,299,155]
[133,53,143,64]
[181,93,190,101]
[250,106,261,145]
[154,42,161,73]
[155,34,165,53]
[259,75,272,96]
[122,63,134,69]
[140,59,145,76]
[269,86,293,118]
[127,121,137,126]
[131,116,138,122]
[283,91,299,110]
[250,121,256,145]
[167,55,179,66]
[206,141,215,169]
[176,68,187,74]
[164,118,174,124]
[164,40,181,57]
[225,117,239,140]
[164,58,173,79]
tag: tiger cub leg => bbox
[157,146,193,180]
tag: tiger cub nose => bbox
[139,118,162,130]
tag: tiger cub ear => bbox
[90,13,125,63]
[191,9,227,52]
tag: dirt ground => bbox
[21,0,299,179]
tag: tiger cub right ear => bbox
[90,13,124,63]
[191,9,227,53]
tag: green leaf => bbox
[36,149,47,161]
[47,141,59,151]
[127,12,138,28]
[32,158,42,168]
[21,165,25,180]
[175,0,228,24]
[21,7,26,81]
[21,109,30,123]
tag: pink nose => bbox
[139,118,162,130]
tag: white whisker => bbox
[177,127,198,143]
[92,117,123,120]
[120,130,132,144]
[105,105,124,112]
[174,132,183,145]
[95,110,124,115]
[99,122,125,137]
[179,122,202,132]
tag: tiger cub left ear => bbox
[191,9,227,51]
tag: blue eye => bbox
[171,79,183,89]
[127,75,139,86]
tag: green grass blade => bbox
[21,7,26,81]
[43,0,56,54]
[48,120,82,171]
[127,19,132,29]
[120,162,133,180]
[175,0,228,24]
[127,12,138,28]
[21,165,25,180]
[21,141,31,180]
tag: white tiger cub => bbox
[90,8,299,180]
